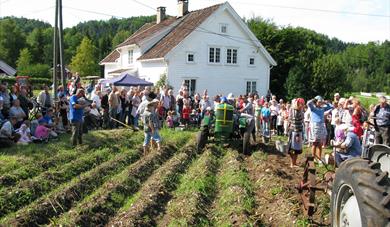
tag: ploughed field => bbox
[0,129,330,226]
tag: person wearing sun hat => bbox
[142,98,161,155]
[307,95,333,162]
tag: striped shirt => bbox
[289,109,304,132]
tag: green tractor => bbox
[196,103,255,154]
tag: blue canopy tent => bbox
[103,73,153,87]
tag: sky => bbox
[0,0,389,43]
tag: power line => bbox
[24,6,55,16]
[63,6,126,19]
[129,0,155,11]
[234,1,390,18]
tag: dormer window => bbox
[128,50,134,64]
[220,23,228,33]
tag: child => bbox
[181,99,191,128]
[166,111,174,129]
[143,99,161,155]
[16,120,32,145]
[157,100,165,128]
[261,102,271,137]
[276,111,284,136]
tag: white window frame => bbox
[208,46,221,64]
[226,47,238,65]
[128,49,134,65]
[186,52,195,64]
[246,81,257,95]
[184,79,197,96]
[248,55,255,67]
[220,23,228,34]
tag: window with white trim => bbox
[220,23,228,33]
[186,52,195,63]
[249,57,255,66]
[128,50,134,64]
[209,47,221,63]
[226,48,238,64]
[184,79,196,96]
[246,81,257,94]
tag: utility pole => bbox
[53,0,66,99]
[58,0,66,94]
[53,0,58,99]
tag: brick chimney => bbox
[177,0,188,17]
[157,7,166,24]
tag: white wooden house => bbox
[100,1,276,96]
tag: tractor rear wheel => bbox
[331,158,390,227]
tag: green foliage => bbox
[1,15,389,96]
[70,37,100,77]
[17,49,50,78]
[312,54,348,99]
[0,19,25,67]
[155,73,170,89]
[26,28,50,63]
[16,48,32,73]
[112,30,131,48]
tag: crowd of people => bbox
[1,75,389,169]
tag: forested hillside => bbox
[0,15,388,98]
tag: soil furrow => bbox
[157,145,220,226]
[0,148,116,218]
[0,148,141,226]
[107,143,197,227]
[210,149,254,226]
[52,143,181,227]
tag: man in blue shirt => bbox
[69,89,86,146]
[374,96,390,146]
[332,125,362,166]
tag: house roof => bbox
[108,68,131,74]
[101,2,276,66]
[100,50,120,64]
[138,4,222,60]
[116,17,178,48]
[0,60,16,76]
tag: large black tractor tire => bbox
[243,131,251,155]
[196,130,208,152]
[331,158,390,227]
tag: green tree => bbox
[0,19,25,67]
[70,37,99,77]
[111,30,131,48]
[285,66,311,100]
[312,54,348,99]
[26,28,46,63]
[16,48,32,75]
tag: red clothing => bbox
[352,113,363,138]
[182,107,191,120]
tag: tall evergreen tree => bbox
[16,48,32,74]
[70,37,99,77]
